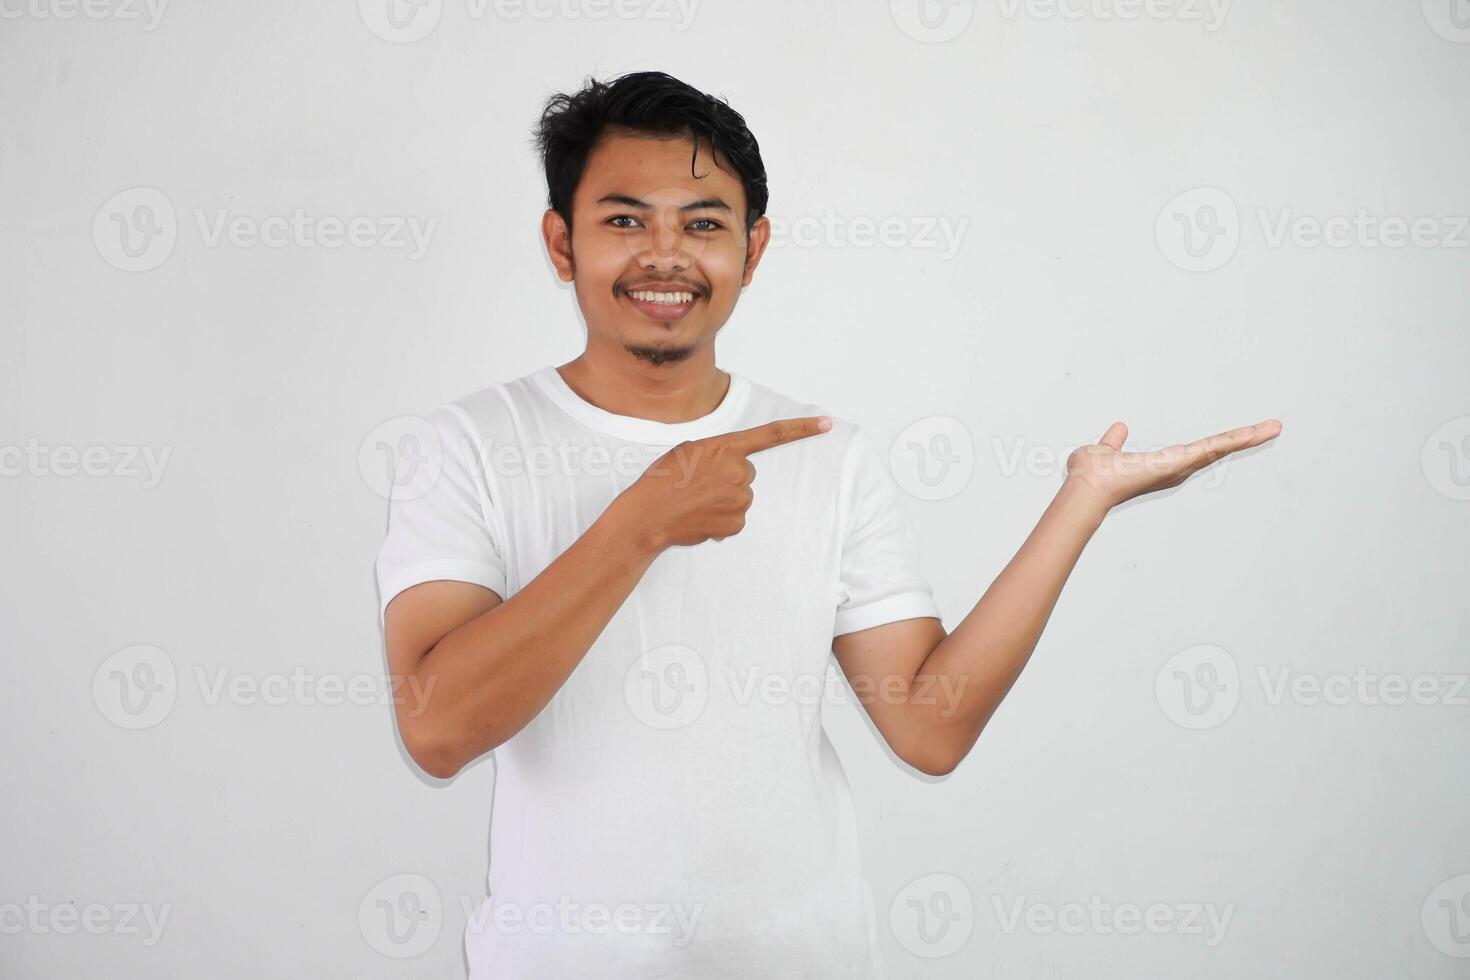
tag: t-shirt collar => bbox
[531,365,751,445]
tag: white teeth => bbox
[628,290,695,305]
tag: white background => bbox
[4,0,1469,976]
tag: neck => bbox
[555,351,730,425]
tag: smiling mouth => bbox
[621,287,701,322]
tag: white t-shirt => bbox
[375,364,942,979]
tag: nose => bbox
[631,208,696,271]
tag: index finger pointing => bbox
[718,416,833,456]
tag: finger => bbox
[718,416,832,456]
[1098,421,1128,451]
[1176,420,1281,472]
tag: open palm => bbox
[1065,419,1283,510]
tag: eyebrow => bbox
[596,194,732,213]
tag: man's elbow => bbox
[904,745,959,777]
[416,751,463,781]
[912,757,957,777]
[400,722,463,780]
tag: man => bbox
[375,70,1281,978]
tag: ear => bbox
[740,215,772,287]
[541,208,574,282]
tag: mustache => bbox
[617,281,707,297]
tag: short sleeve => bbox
[374,404,508,626]
[832,426,942,637]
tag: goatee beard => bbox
[624,343,695,366]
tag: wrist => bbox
[1058,477,1113,528]
[606,488,668,560]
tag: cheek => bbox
[701,242,750,285]
[569,231,626,280]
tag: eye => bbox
[607,214,642,229]
[689,218,724,232]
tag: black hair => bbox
[532,70,769,233]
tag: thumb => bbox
[1098,421,1128,451]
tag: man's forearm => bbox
[912,479,1109,770]
[410,494,662,775]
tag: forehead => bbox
[576,131,745,209]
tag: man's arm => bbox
[832,479,1103,776]
[383,416,832,779]
[833,419,1281,777]
[385,494,663,779]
